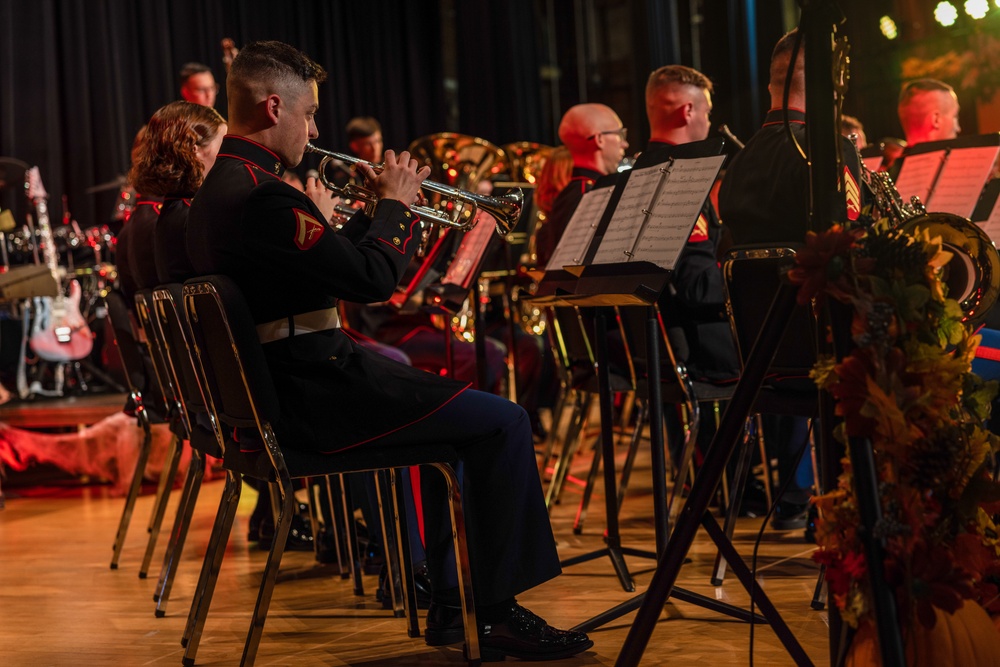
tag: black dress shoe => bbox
[425,602,594,661]
[256,513,315,551]
[376,562,432,610]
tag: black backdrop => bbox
[0,0,451,230]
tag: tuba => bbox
[861,163,1000,325]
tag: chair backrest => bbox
[723,246,817,383]
[134,289,179,414]
[183,275,281,432]
[614,303,699,406]
[153,283,226,457]
[105,289,147,402]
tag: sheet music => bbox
[894,151,945,207]
[978,194,1000,247]
[545,187,612,271]
[591,164,665,265]
[442,211,495,287]
[925,145,1000,217]
[631,155,726,270]
[862,155,883,173]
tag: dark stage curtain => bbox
[0,0,446,231]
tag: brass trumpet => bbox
[304,143,523,235]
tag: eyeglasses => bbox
[188,85,219,95]
[587,127,627,142]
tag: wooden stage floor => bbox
[0,428,830,666]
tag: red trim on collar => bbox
[762,118,806,127]
[766,106,806,114]
[224,135,284,163]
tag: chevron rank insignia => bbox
[293,208,325,250]
[844,166,860,221]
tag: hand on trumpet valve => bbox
[356,149,430,209]
[305,172,338,223]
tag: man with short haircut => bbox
[534,103,628,267]
[644,65,738,382]
[186,40,591,661]
[898,78,961,147]
[179,62,218,108]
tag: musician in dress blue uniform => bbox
[185,40,591,661]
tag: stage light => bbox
[965,0,989,18]
[879,15,899,39]
[935,1,959,26]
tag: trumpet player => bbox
[186,40,593,661]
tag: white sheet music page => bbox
[544,187,613,271]
[894,151,945,206]
[925,145,1000,217]
[977,193,1000,247]
[591,163,665,265]
[631,155,725,270]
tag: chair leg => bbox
[573,435,605,535]
[181,470,241,660]
[111,421,153,570]
[240,478,295,667]
[616,399,648,511]
[147,433,176,533]
[546,392,591,509]
[756,414,774,510]
[811,565,827,610]
[154,448,205,615]
[390,469,420,637]
[667,400,701,530]
[710,418,756,586]
[337,474,362,591]
[429,463,479,666]
[322,475,350,580]
[375,471,404,615]
[537,384,568,476]
[140,434,183,578]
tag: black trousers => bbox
[369,388,560,606]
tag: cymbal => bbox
[85,175,127,194]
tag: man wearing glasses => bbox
[179,62,219,108]
[534,103,628,267]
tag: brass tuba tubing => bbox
[305,143,523,235]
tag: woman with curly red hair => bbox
[128,100,226,285]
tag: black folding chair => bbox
[147,283,229,616]
[181,275,480,666]
[105,290,172,570]
[132,290,185,579]
[714,245,823,591]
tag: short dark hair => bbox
[179,62,213,87]
[899,78,955,106]
[840,115,863,133]
[646,65,713,97]
[129,101,226,196]
[770,29,803,93]
[230,40,327,89]
[228,41,327,126]
[346,116,382,141]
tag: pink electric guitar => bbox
[25,167,93,363]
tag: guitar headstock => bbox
[25,166,48,203]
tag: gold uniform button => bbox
[399,223,405,229]
[274,162,281,173]
[404,212,411,218]
[392,237,401,245]
[328,356,338,361]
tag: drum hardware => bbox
[717,124,745,150]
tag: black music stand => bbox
[612,2,906,666]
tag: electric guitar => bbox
[25,167,93,363]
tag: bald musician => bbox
[185,40,592,661]
[534,103,628,268]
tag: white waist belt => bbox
[256,307,341,344]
